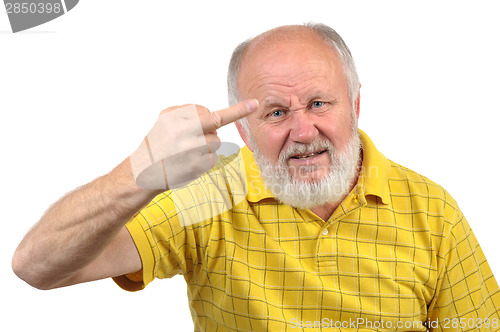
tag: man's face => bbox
[238,30,359,185]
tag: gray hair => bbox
[227,23,360,132]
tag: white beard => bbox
[249,129,361,210]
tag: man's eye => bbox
[270,110,284,117]
[312,101,324,108]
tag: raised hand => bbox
[130,99,258,189]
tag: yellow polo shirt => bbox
[114,130,500,331]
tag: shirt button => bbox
[322,229,328,236]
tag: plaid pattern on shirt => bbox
[114,130,500,331]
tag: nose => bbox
[288,110,319,144]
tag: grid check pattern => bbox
[114,130,500,331]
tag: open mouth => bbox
[289,150,328,160]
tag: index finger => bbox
[200,99,259,133]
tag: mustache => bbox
[279,139,334,162]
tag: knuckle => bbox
[194,104,209,113]
[210,111,223,129]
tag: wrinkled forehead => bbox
[238,30,345,103]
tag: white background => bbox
[2,1,499,331]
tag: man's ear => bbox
[354,86,361,120]
[235,121,253,152]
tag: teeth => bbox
[293,152,319,159]
[289,149,327,160]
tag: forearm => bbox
[12,157,160,289]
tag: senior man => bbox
[13,23,500,331]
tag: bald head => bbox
[244,25,326,54]
[239,26,342,96]
[227,23,360,110]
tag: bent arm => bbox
[12,101,258,290]
[12,157,159,290]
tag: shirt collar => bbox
[357,129,391,205]
[240,129,391,205]
[241,146,275,203]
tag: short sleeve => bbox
[112,218,156,291]
[427,213,500,331]
[112,191,189,291]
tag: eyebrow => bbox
[303,92,334,103]
[262,98,289,109]
[262,92,336,110]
